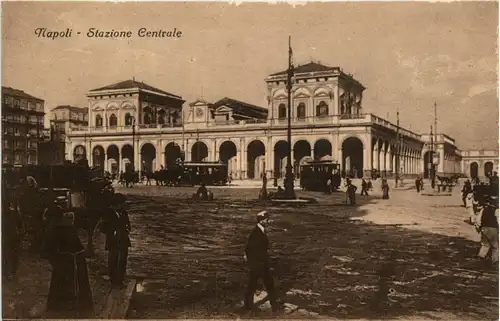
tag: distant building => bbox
[51,105,88,134]
[43,105,89,164]
[1,86,45,165]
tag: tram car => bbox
[181,161,228,186]
[299,160,341,192]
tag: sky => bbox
[2,1,498,150]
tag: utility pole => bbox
[430,124,435,189]
[431,102,438,189]
[132,116,136,172]
[284,36,296,199]
[434,102,438,182]
[395,109,400,188]
[429,125,433,183]
[25,105,29,165]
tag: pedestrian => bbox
[381,179,390,200]
[103,193,132,288]
[193,182,213,201]
[228,172,233,186]
[462,180,473,207]
[465,191,476,225]
[243,210,279,313]
[2,193,23,281]
[360,178,369,196]
[415,176,421,193]
[346,180,358,205]
[473,198,499,269]
[259,173,268,200]
[41,211,94,318]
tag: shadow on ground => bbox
[82,187,499,319]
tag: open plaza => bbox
[3,182,498,320]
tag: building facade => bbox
[67,63,462,179]
[51,105,89,134]
[461,150,499,179]
[43,105,89,164]
[1,86,45,165]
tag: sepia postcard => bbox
[1,1,499,320]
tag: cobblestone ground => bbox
[86,183,498,319]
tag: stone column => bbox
[363,147,371,175]
[156,141,162,171]
[373,146,378,171]
[118,152,122,173]
[377,148,382,171]
[212,140,217,162]
[184,138,191,162]
[242,148,248,179]
[439,148,445,174]
[86,141,92,165]
[239,137,245,179]
[135,140,141,172]
[386,147,392,172]
[266,136,273,178]
[308,96,314,124]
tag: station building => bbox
[67,62,463,180]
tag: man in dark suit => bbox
[243,211,278,312]
[102,193,131,288]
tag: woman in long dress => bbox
[41,211,94,318]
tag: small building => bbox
[461,150,499,179]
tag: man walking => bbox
[360,179,369,196]
[474,197,499,269]
[346,180,358,204]
[415,176,422,193]
[243,211,279,313]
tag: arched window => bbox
[109,114,117,127]
[158,110,166,125]
[297,103,306,119]
[95,114,103,128]
[143,106,153,125]
[278,104,287,119]
[144,113,151,124]
[124,113,132,126]
[316,101,328,117]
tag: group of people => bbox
[42,192,132,317]
[2,177,133,318]
[462,178,499,268]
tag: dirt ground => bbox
[3,183,497,319]
[88,184,498,320]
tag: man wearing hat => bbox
[243,210,278,313]
[102,193,131,288]
[474,197,499,268]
